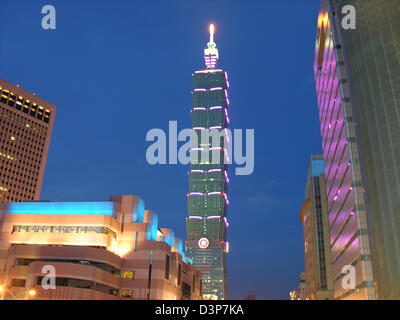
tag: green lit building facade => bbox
[185,25,229,300]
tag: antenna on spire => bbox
[204,23,219,69]
[209,24,215,44]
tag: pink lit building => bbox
[313,1,375,299]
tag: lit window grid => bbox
[0,81,54,203]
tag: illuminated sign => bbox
[198,237,209,249]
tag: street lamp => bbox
[0,285,36,300]
[28,289,37,297]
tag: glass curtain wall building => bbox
[329,0,400,300]
[314,1,375,299]
[185,25,230,300]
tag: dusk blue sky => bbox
[0,0,322,299]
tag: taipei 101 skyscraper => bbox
[185,24,230,300]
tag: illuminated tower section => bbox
[186,24,229,300]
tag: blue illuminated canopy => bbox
[3,201,118,217]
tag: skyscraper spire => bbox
[204,24,219,69]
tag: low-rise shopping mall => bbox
[0,195,202,300]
